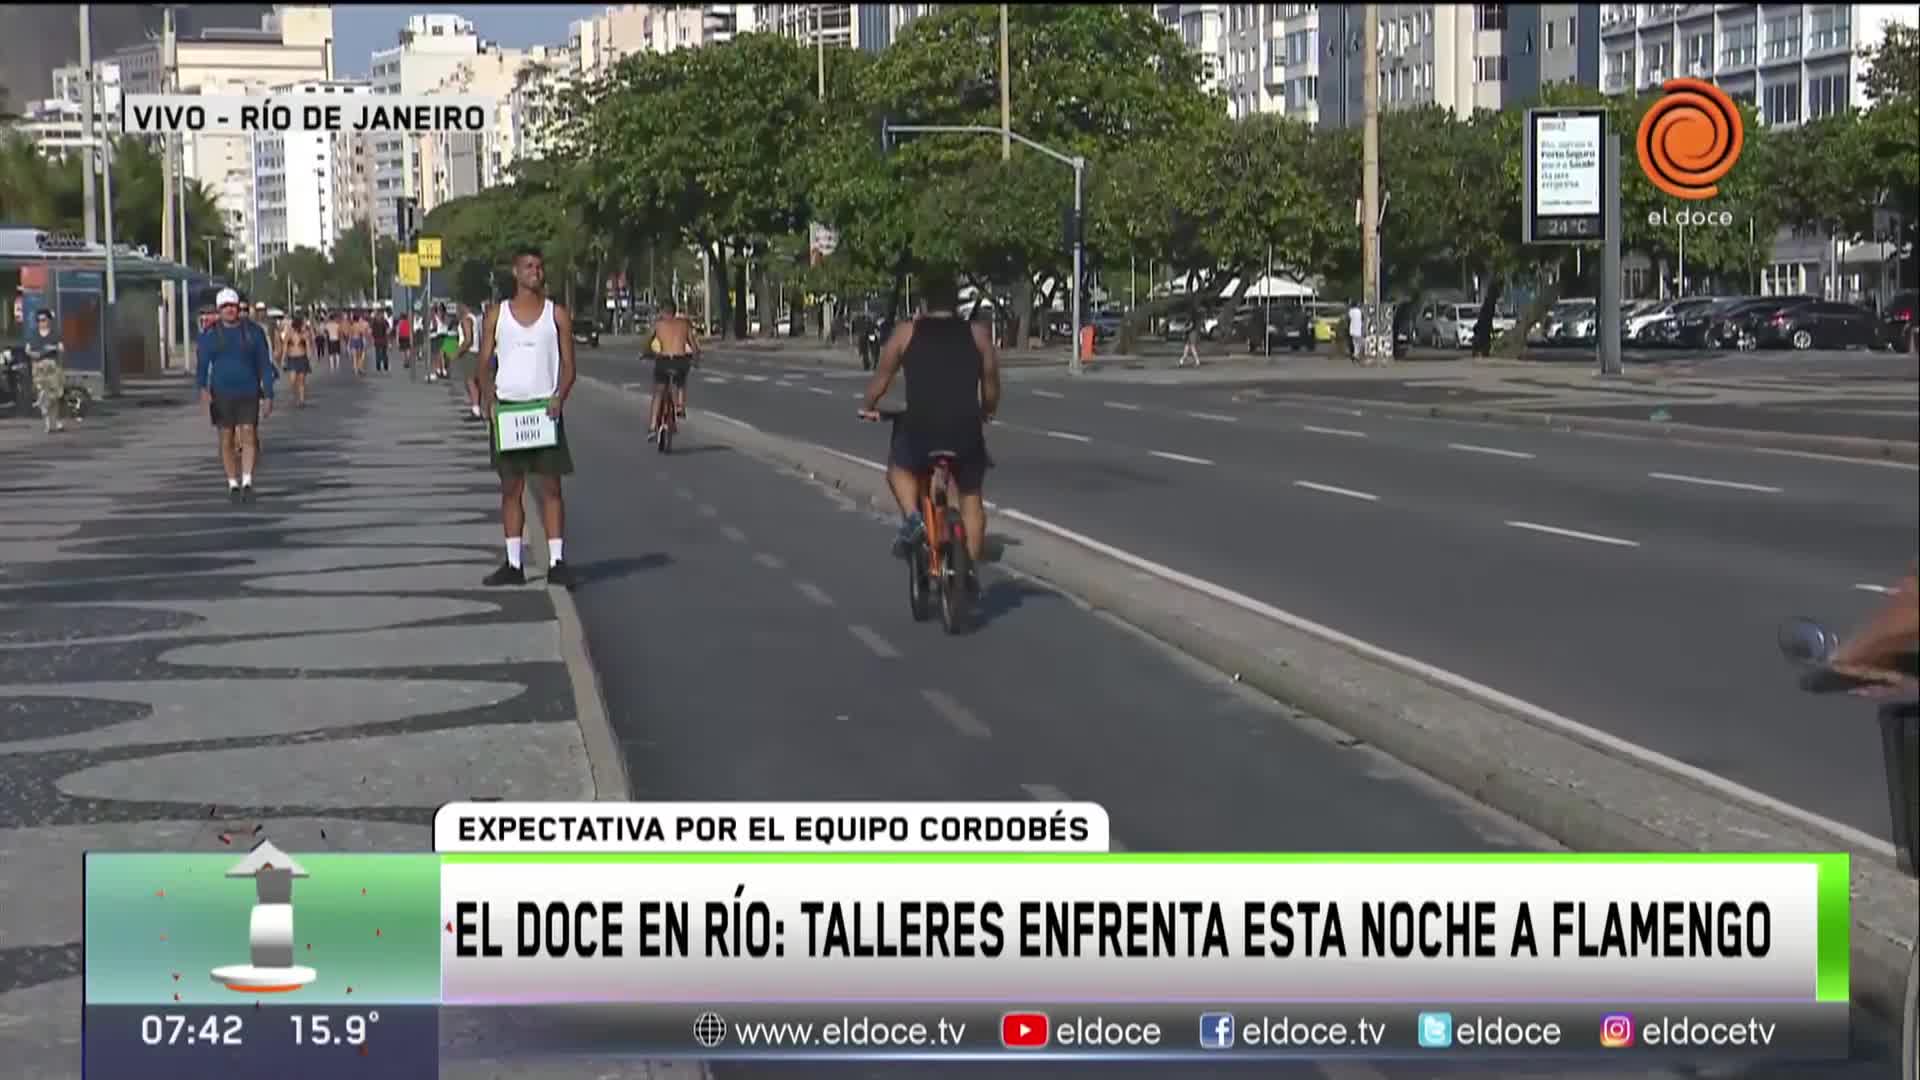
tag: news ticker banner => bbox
[82,849,1847,1072]
[119,94,495,135]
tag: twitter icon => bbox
[1417,1012,1453,1049]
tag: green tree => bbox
[1860,24,1920,105]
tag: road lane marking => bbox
[1294,480,1379,502]
[1506,520,1640,548]
[1150,450,1214,466]
[849,624,901,658]
[921,689,990,738]
[705,411,757,431]
[1103,401,1141,412]
[992,504,1896,863]
[1032,389,1065,399]
[795,581,835,606]
[752,552,786,570]
[820,447,887,472]
[1021,783,1071,801]
[1855,583,1895,595]
[774,379,795,388]
[808,386,834,396]
[674,488,693,500]
[1648,471,1784,494]
[1449,442,1535,460]
[1045,430,1091,443]
[1185,411,1237,423]
[720,525,748,543]
[1304,424,1368,438]
[703,374,731,384]
[742,374,769,383]
[1753,446,1918,471]
[696,504,718,517]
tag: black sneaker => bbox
[240,485,256,504]
[483,561,526,587]
[228,485,242,504]
[546,560,578,590]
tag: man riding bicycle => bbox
[646,299,699,442]
[857,270,1001,595]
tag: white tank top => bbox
[493,298,560,402]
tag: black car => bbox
[1878,290,1917,352]
[1710,296,1813,349]
[1634,297,1719,346]
[1753,299,1880,350]
[572,317,600,348]
[1235,304,1314,352]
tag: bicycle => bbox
[1779,618,1918,1080]
[861,408,974,635]
[647,350,694,454]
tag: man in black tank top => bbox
[857,271,1001,585]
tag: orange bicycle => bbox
[863,408,972,634]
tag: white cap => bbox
[216,288,241,308]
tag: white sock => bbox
[505,538,523,569]
[471,404,482,417]
[241,472,252,487]
[228,477,240,489]
[548,538,563,564]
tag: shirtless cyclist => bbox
[646,300,700,441]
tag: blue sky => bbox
[332,6,606,77]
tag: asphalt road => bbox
[575,346,1918,843]
[555,371,1898,1080]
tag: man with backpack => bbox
[195,288,277,502]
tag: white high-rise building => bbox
[251,80,374,267]
[369,14,481,238]
[1598,3,1917,301]
[1158,5,1229,93]
[11,61,123,159]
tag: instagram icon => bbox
[1599,1014,1635,1048]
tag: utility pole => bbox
[1360,4,1381,364]
[815,5,826,100]
[999,5,1011,161]
[79,6,99,244]
[158,7,176,366]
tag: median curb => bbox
[1236,389,1920,464]
[576,371,1917,1029]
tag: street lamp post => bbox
[885,122,1086,373]
[205,237,216,275]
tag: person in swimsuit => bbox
[280,313,315,406]
[324,311,344,372]
[348,309,370,376]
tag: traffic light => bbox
[395,197,417,245]
[1062,206,1083,249]
[878,115,896,154]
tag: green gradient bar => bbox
[1813,852,1850,1003]
[85,853,441,1006]
[443,851,1847,865]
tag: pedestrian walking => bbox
[25,309,65,434]
[476,246,578,589]
[348,309,371,376]
[370,307,391,373]
[1346,300,1364,364]
[195,288,277,502]
[1179,322,1200,368]
[279,314,314,407]
[396,311,413,370]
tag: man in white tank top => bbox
[475,246,579,589]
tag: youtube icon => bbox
[1000,1012,1049,1048]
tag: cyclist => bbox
[857,270,1000,594]
[646,299,699,441]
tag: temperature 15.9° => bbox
[290,1012,380,1046]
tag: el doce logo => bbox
[1636,78,1744,200]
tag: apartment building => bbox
[111,6,333,268]
[1158,5,1228,92]
[250,80,373,266]
[1598,3,1917,300]
[369,14,481,238]
[1218,4,1321,121]
[504,45,578,166]
[751,3,931,53]
[417,47,530,212]
[10,61,122,159]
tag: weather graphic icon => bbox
[209,839,319,992]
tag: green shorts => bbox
[454,351,480,381]
[437,336,459,360]
[491,415,574,478]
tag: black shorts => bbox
[397,336,411,350]
[889,423,990,493]
[285,356,311,374]
[653,356,692,385]
[209,393,261,428]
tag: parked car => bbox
[1877,289,1917,352]
[1545,299,1598,343]
[1236,303,1315,352]
[1704,296,1813,349]
[571,317,600,348]
[1631,297,1721,346]
[1091,308,1125,343]
[1671,296,1764,348]
[1307,301,1344,344]
[1163,308,1222,342]
[1753,299,1881,350]
[1414,301,1516,349]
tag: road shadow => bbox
[569,552,671,586]
[663,444,729,456]
[972,576,1052,629]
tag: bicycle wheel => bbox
[657,416,673,453]
[938,517,972,635]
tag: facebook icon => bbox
[1198,1012,1236,1049]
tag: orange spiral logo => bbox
[1636,78,1744,200]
